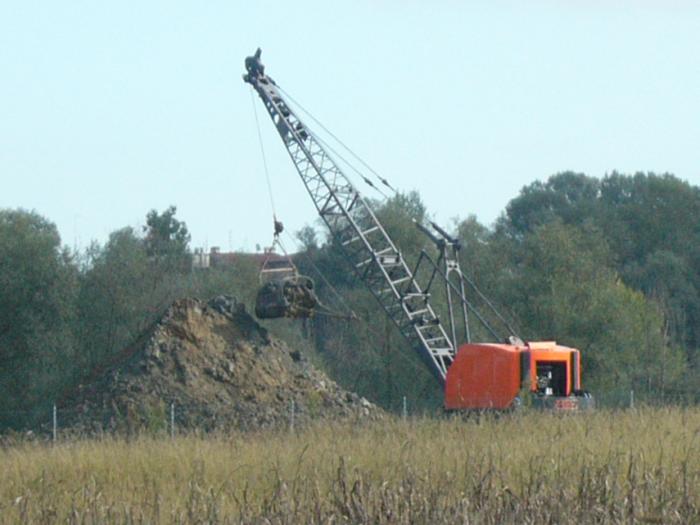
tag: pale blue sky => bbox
[1,1,699,252]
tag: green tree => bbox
[0,209,77,426]
[500,172,700,397]
[501,171,600,238]
[144,206,191,272]
[373,191,429,258]
[75,227,153,372]
[501,221,685,401]
[296,225,319,251]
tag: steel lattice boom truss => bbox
[244,49,455,382]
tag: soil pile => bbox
[61,296,381,433]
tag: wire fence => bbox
[1,390,697,443]
[0,396,386,442]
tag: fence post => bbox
[170,402,175,439]
[290,399,295,432]
[402,396,407,421]
[52,403,57,443]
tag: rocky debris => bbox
[60,296,382,433]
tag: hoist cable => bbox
[309,131,389,200]
[250,87,277,218]
[285,236,432,376]
[283,231,358,319]
[277,84,397,195]
[269,235,298,272]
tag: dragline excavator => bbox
[244,49,594,411]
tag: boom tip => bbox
[243,48,265,84]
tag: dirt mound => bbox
[61,296,381,433]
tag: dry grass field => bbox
[1,407,699,524]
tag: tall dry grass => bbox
[1,407,699,524]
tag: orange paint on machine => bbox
[444,341,588,411]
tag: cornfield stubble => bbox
[1,407,698,524]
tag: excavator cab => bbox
[254,222,319,320]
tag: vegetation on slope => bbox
[1,172,699,429]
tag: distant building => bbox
[192,247,295,271]
[192,248,211,269]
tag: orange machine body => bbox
[444,341,582,410]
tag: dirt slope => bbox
[61,296,381,433]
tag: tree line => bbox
[1,172,698,429]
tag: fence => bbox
[1,391,697,441]
[0,396,390,441]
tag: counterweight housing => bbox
[445,341,594,410]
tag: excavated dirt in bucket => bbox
[60,296,382,433]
